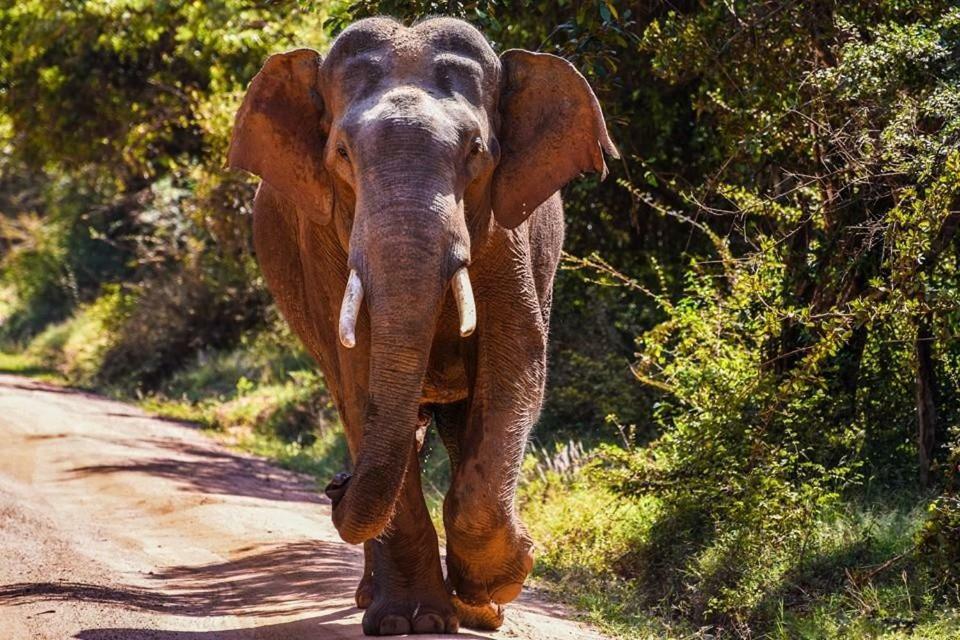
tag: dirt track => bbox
[0,374,604,640]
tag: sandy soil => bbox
[0,374,605,640]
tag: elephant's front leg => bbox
[324,353,454,635]
[442,311,545,629]
[360,440,459,636]
[355,541,374,609]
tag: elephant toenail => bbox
[445,615,460,633]
[491,581,523,604]
[412,613,445,633]
[378,614,411,635]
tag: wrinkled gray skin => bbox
[228,16,617,636]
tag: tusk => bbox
[339,269,363,348]
[452,267,476,338]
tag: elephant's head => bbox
[228,17,617,544]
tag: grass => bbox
[220,423,350,481]
[0,350,62,382]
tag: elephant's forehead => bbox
[326,17,498,76]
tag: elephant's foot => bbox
[446,523,535,607]
[361,520,458,635]
[451,595,504,630]
[361,589,459,636]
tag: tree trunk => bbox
[915,318,938,487]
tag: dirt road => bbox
[0,374,604,640]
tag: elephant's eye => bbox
[469,137,484,157]
[337,145,350,161]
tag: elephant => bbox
[227,16,617,636]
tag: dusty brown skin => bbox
[228,16,617,637]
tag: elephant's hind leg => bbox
[361,441,458,636]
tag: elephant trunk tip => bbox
[332,498,391,545]
[327,466,398,545]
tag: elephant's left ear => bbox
[492,50,619,230]
[228,48,333,226]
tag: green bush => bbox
[26,284,134,385]
[95,258,267,391]
[0,208,71,344]
[589,246,857,624]
[161,315,316,402]
[919,428,960,602]
[210,371,333,445]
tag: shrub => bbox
[919,428,960,602]
[96,259,267,391]
[0,210,71,344]
[211,371,333,445]
[26,284,134,385]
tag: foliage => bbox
[596,2,959,630]
[0,0,324,181]
[208,370,331,443]
[0,0,332,389]
[919,426,960,599]
[597,245,861,623]
[26,283,134,384]
[2,1,960,638]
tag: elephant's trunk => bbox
[331,204,457,544]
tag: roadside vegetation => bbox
[2,2,959,638]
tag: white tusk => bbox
[339,269,364,349]
[452,267,476,338]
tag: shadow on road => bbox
[67,438,325,505]
[0,377,87,396]
[73,610,357,640]
[73,616,494,640]
[0,540,355,618]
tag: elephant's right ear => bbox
[492,50,619,230]
[228,48,333,226]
